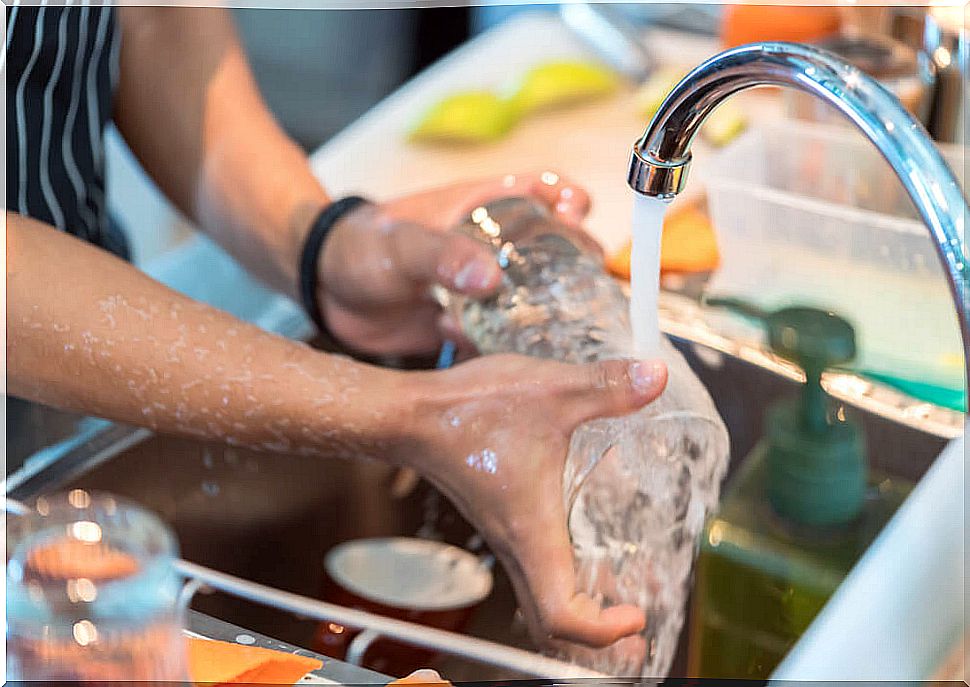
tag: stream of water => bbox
[629,195,670,356]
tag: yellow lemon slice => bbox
[410,91,519,144]
[511,60,619,115]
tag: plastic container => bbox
[704,120,966,409]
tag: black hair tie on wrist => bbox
[299,195,369,335]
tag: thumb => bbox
[570,359,668,424]
[390,222,503,297]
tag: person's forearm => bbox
[114,7,328,297]
[7,213,408,458]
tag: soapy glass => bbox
[6,491,188,682]
[439,197,730,677]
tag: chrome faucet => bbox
[628,41,970,405]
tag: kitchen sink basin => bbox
[7,332,950,681]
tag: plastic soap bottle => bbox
[687,305,911,678]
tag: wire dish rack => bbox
[3,495,603,681]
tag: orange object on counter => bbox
[605,242,633,279]
[187,636,322,685]
[721,5,841,48]
[606,205,720,279]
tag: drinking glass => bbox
[439,197,730,677]
[6,490,188,683]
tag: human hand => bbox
[317,172,596,357]
[390,668,451,685]
[402,353,668,648]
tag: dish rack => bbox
[174,558,600,679]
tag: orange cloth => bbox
[606,205,720,279]
[188,636,323,686]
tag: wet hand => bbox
[404,354,668,649]
[316,172,593,357]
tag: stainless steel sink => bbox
[7,333,950,681]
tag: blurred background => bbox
[232,7,472,149]
[231,4,722,150]
[105,4,725,262]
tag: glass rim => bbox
[7,490,178,587]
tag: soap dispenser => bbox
[687,304,911,679]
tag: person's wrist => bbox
[299,195,372,333]
[386,366,471,474]
[315,200,386,287]
[360,367,427,465]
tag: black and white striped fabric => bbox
[6,2,125,257]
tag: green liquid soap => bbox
[687,305,911,679]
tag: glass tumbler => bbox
[438,197,730,677]
[6,490,188,683]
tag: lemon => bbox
[511,60,619,115]
[410,91,519,144]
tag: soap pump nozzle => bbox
[708,299,866,527]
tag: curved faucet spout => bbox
[628,41,970,406]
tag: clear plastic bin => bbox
[704,120,966,408]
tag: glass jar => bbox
[438,197,730,677]
[6,490,188,682]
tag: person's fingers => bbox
[525,171,592,227]
[381,171,593,231]
[390,668,450,685]
[565,359,668,424]
[483,171,592,225]
[389,222,503,296]
[507,488,646,648]
[497,171,601,256]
